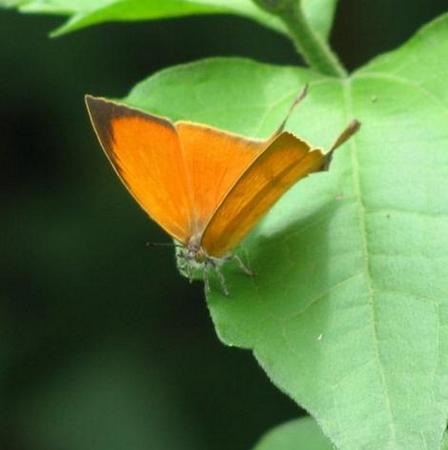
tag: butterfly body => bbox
[85,91,359,295]
[177,240,252,296]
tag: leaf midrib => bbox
[342,76,398,444]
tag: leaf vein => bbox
[283,272,364,322]
[342,78,398,443]
[353,72,448,115]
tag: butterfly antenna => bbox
[145,241,182,248]
[274,84,309,136]
[324,119,361,169]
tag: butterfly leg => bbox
[207,259,229,296]
[215,266,230,297]
[203,267,211,294]
[232,254,255,277]
[186,262,194,284]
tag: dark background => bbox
[1,1,446,449]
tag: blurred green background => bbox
[1,1,446,449]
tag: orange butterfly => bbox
[85,87,359,295]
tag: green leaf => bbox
[17,0,336,40]
[252,417,333,450]
[120,12,448,450]
[442,432,448,450]
[0,0,28,7]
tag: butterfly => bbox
[85,87,359,295]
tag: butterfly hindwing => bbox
[201,131,326,257]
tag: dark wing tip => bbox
[85,95,115,120]
[85,94,176,131]
[85,94,100,112]
[84,95,123,155]
[85,95,145,146]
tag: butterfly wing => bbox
[85,96,192,243]
[201,132,326,257]
[175,122,266,231]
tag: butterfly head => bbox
[179,240,230,295]
[176,236,209,279]
[185,239,207,264]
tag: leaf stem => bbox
[253,0,347,78]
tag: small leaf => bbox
[252,417,333,450]
[121,12,448,449]
[16,0,337,40]
[0,0,28,7]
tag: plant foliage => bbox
[5,1,448,449]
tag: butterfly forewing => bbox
[201,132,325,257]
[85,96,193,243]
